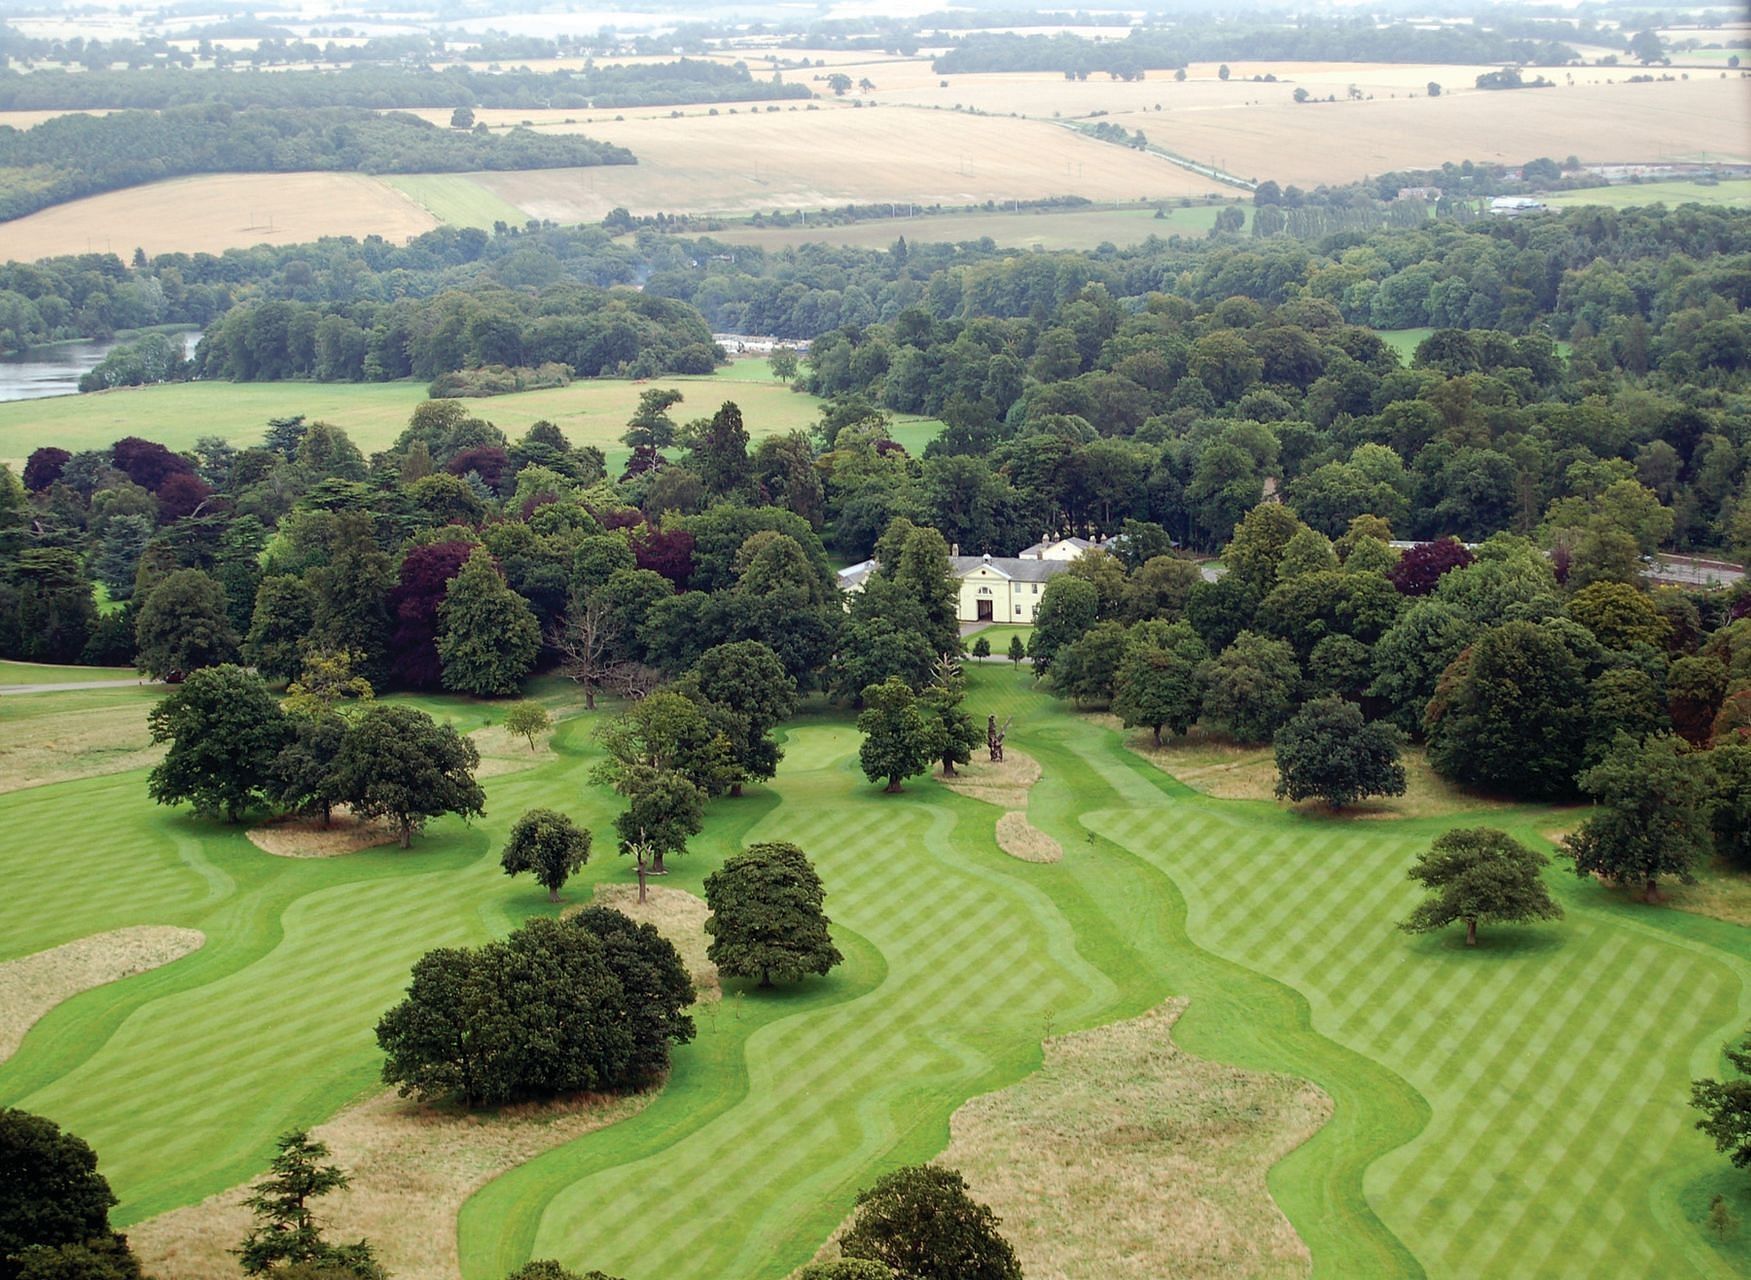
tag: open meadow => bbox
[0,363,917,473]
[0,664,1744,1279]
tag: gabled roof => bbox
[951,555,1072,584]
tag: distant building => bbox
[1489,196,1547,217]
[1395,186,1443,202]
[835,546,1081,623]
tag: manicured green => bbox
[0,668,1745,1279]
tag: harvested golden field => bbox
[1106,76,1749,186]
[0,172,438,262]
[474,105,1224,221]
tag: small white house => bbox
[836,550,1073,623]
[1017,535,1103,561]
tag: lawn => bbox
[0,667,1744,1279]
[0,365,913,472]
[0,660,140,685]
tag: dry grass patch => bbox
[573,883,720,1002]
[468,721,559,780]
[938,749,1042,810]
[943,999,1328,1280]
[938,750,1061,863]
[131,1087,653,1280]
[0,696,161,793]
[802,999,1328,1279]
[1124,725,1517,820]
[994,810,1063,864]
[246,808,398,859]
[0,926,204,1064]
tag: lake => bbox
[0,331,201,404]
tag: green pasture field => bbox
[0,364,941,472]
[699,202,1237,253]
[1542,178,1751,210]
[0,665,1744,1278]
[1377,327,1574,365]
[384,175,533,230]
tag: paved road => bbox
[0,679,161,696]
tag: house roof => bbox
[836,559,878,590]
[951,555,1073,583]
[1017,535,1096,558]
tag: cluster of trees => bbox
[0,1108,147,1280]
[933,21,1578,77]
[376,907,695,1106]
[193,285,719,383]
[0,60,812,112]
[0,106,631,223]
[147,663,485,843]
[1006,500,1751,899]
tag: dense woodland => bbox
[0,60,813,111]
[0,105,630,222]
[933,22,1580,75]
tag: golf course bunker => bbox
[0,925,204,1063]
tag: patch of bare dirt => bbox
[246,808,397,858]
[0,926,204,1063]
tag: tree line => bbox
[932,22,1579,77]
[0,60,812,112]
[0,105,631,223]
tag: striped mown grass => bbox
[0,668,1745,1278]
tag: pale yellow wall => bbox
[957,565,1047,624]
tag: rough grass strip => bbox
[0,926,204,1063]
[246,808,397,858]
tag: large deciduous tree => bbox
[611,766,705,874]
[1424,620,1588,799]
[438,547,540,697]
[1400,827,1561,946]
[1112,633,1206,746]
[1565,732,1716,903]
[680,640,796,794]
[857,677,939,792]
[1273,696,1406,809]
[0,1110,122,1280]
[333,705,484,848]
[134,567,238,679]
[1690,1036,1751,1172]
[839,1165,1022,1280]
[704,842,842,987]
[147,664,291,821]
[500,808,591,902]
[1198,630,1300,744]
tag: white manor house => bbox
[837,536,1106,624]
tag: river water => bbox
[0,331,201,403]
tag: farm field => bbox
[1103,76,1750,187]
[701,200,1241,252]
[471,106,1228,224]
[383,174,533,230]
[0,172,441,263]
[0,666,1744,1279]
[0,364,894,472]
[1542,178,1751,209]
